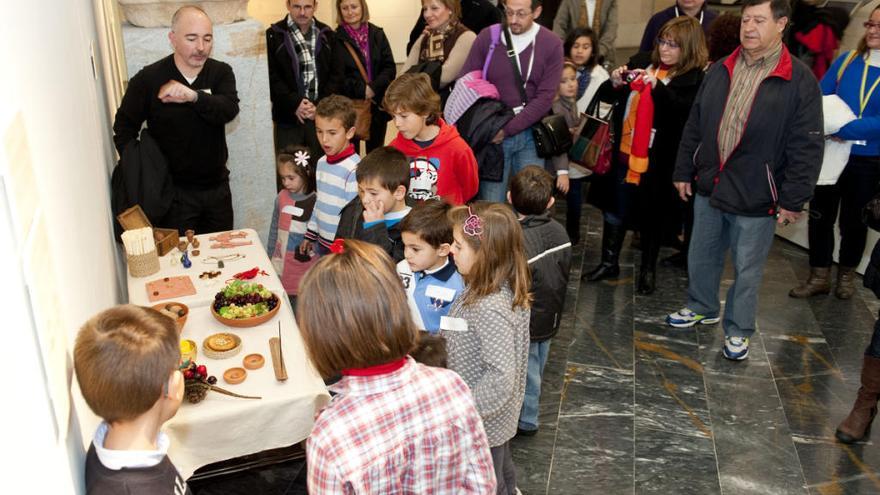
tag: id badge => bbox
[440,316,469,332]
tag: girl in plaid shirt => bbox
[444,203,532,495]
[297,239,496,494]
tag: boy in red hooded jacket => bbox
[384,73,479,205]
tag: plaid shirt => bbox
[287,16,318,101]
[306,358,496,494]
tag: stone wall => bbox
[122,19,276,242]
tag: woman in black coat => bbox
[585,16,707,294]
[326,0,397,152]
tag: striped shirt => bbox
[307,358,496,494]
[718,43,783,164]
[305,150,360,248]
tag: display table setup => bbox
[125,228,329,480]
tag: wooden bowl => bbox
[153,302,189,333]
[210,294,281,328]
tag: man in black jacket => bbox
[113,6,240,234]
[266,0,334,186]
[665,0,823,361]
[509,166,571,435]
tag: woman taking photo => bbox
[402,0,476,103]
[790,7,880,300]
[326,0,397,152]
[585,16,707,295]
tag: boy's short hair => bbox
[382,73,442,126]
[297,240,418,378]
[399,199,453,248]
[410,331,448,368]
[316,94,357,130]
[74,305,179,423]
[509,165,554,216]
[356,146,410,193]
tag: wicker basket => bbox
[128,251,160,277]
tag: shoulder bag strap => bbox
[837,50,858,85]
[502,27,529,108]
[343,41,370,83]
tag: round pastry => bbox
[243,353,265,370]
[223,367,247,385]
[202,333,242,359]
[206,333,237,351]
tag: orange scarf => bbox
[619,67,668,185]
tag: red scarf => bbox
[619,66,669,185]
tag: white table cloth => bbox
[126,229,328,479]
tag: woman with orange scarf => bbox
[585,16,707,294]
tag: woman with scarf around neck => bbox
[584,16,707,295]
[326,0,397,152]
[402,0,476,104]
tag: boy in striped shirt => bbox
[299,95,361,255]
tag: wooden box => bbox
[117,205,179,256]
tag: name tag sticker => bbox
[281,205,304,217]
[425,285,456,302]
[440,316,468,332]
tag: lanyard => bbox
[859,60,880,117]
[674,5,703,24]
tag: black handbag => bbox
[503,28,572,158]
[405,60,443,91]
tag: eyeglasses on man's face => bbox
[504,9,533,20]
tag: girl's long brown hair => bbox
[448,202,531,310]
[651,16,709,78]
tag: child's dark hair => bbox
[509,165,554,216]
[382,73,442,126]
[410,331,448,368]
[356,146,410,193]
[400,199,453,248]
[74,305,179,423]
[277,145,316,194]
[564,27,599,70]
[316,94,357,130]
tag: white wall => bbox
[0,0,122,492]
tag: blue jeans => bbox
[518,340,551,431]
[686,195,776,338]
[479,131,542,203]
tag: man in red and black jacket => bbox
[665,0,823,361]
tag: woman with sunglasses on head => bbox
[790,7,880,301]
[584,16,707,295]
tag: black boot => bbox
[584,221,625,281]
[637,233,659,295]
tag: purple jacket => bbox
[459,24,563,137]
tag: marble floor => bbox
[510,204,880,495]
[190,202,880,494]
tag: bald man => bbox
[114,6,240,234]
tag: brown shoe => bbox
[835,266,857,300]
[836,355,880,444]
[789,267,831,298]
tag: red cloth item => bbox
[795,24,839,80]
[390,118,479,204]
[625,77,655,185]
[341,357,407,376]
[326,143,356,164]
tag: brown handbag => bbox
[342,41,372,141]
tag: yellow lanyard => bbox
[859,60,880,117]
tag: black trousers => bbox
[808,155,880,268]
[161,181,233,235]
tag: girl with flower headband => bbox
[267,145,318,305]
[443,202,531,494]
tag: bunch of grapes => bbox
[182,361,217,404]
[213,281,278,317]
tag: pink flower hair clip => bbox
[463,205,483,239]
[294,150,311,168]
